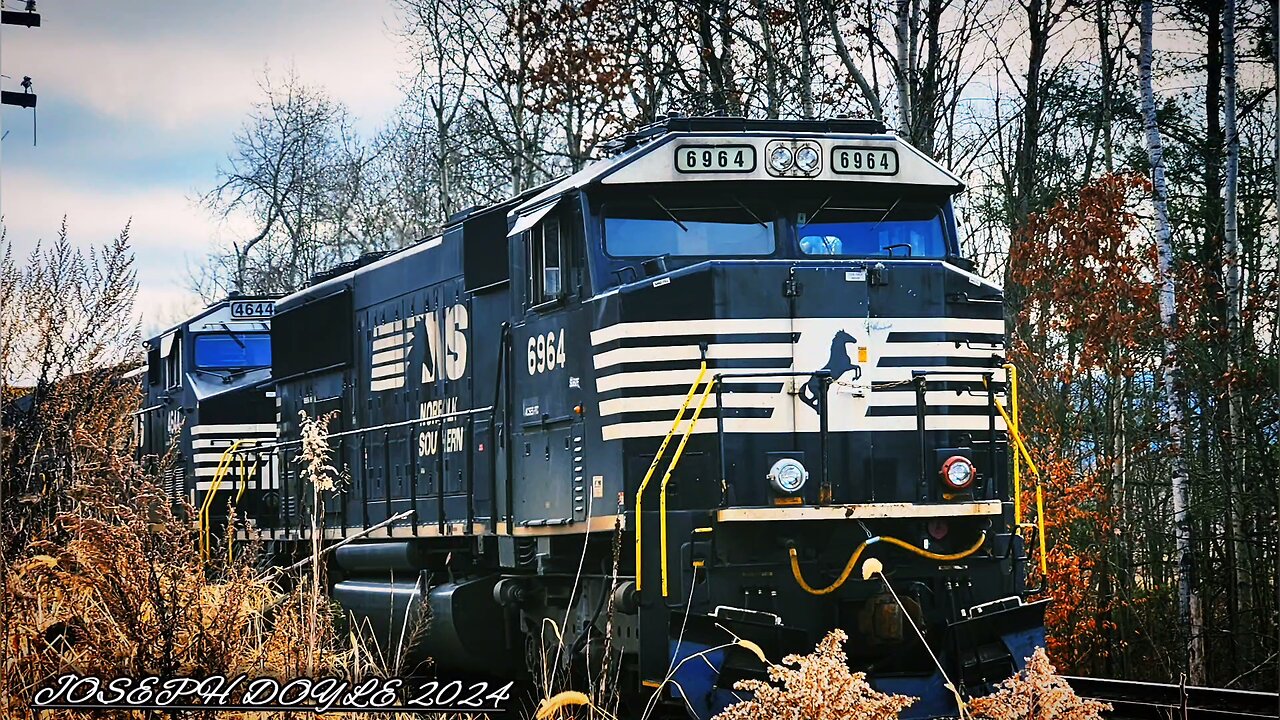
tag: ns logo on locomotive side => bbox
[143,116,1046,719]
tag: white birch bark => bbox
[1222,0,1251,647]
[894,0,913,134]
[1139,0,1205,684]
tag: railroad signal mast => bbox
[1,2,40,112]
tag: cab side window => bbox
[529,214,563,306]
[161,332,182,388]
[166,339,182,387]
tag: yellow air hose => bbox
[788,532,988,596]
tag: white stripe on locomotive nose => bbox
[589,316,1004,346]
[595,367,795,394]
[190,423,277,435]
[867,390,1008,407]
[592,342,794,370]
[601,414,1006,441]
[598,392,784,417]
[590,318,795,346]
[597,388,1004,424]
[601,417,783,441]
[873,341,1003,358]
[191,437,274,450]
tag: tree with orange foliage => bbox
[1009,173,1178,675]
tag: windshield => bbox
[797,204,947,258]
[193,332,271,370]
[603,196,776,258]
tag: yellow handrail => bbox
[984,375,1049,578]
[228,455,260,564]
[1003,363,1021,526]
[788,533,988,595]
[660,377,718,597]
[1036,485,1048,575]
[234,455,259,507]
[198,440,243,563]
[635,362,708,591]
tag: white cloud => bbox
[1,170,251,330]
[2,2,409,333]
[1,0,407,133]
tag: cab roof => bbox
[509,116,963,221]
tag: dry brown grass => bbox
[0,409,435,720]
[0,480,340,718]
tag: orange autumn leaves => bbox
[1013,173,1161,378]
[1010,173,1158,669]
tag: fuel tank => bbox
[332,575,511,676]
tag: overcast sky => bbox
[0,1,407,333]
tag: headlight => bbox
[768,146,794,172]
[795,146,820,172]
[768,458,808,495]
[940,455,975,489]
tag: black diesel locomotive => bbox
[167,117,1047,718]
[136,296,278,558]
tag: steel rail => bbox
[1064,675,1278,720]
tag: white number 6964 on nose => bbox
[527,329,567,375]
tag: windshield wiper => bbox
[872,197,903,231]
[801,196,832,228]
[650,195,688,232]
[219,322,246,349]
[734,197,768,228]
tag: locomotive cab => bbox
[503,119,1044,716]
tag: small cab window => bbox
[193,333,271,370]
[528,214,564,306]
[603,195,775,258]
[797,203,947,258]
[161,332,181,387]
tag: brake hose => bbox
[788,532,988,596]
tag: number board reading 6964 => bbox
[675,144,756,173]
[831,146,899,175]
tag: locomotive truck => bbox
[155,116,1048,719]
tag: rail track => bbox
[1065,675,1279,719]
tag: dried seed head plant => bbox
[967,648,1111,720]
[295,409,344,676]
[298,409,342,493]
[713,629,918,720]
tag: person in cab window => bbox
[800,234,843,255]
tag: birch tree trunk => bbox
[1140,0,1205,684]
[795,0,816,118]
[894,0,913,134]
[1222,0,1251,661]
[1097,0,1113,172]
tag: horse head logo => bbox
[799,329,862,413]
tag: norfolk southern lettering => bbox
[33,673,513,713]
